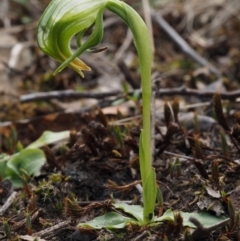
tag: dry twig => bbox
[32,220,71,239]
[0,191,18,216]
[20,86,240,104]
[151,10,221,77]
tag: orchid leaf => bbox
[139,131,157,223]
[154,209,227,228]
[27,130,70,149]
[180,211,227,228]
[6,149,46,188]
[114,203,143,223]
[79,212,135,229]
[77,204,228,230]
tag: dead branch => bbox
[151,10,222,77]
[0,191,18,216]
[20,86,240,103]
[20,89,122,103]
[32,220,71,239]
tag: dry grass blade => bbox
[172,98,180,123]
[164,102,172,127]
[105,179,141,192]
[213,93,240,153]
[80,200,114,216]
[212,93,231,132]
[156,122,179,156]
[12,209,42,231]
[234,112,240,124]
[194,138,204,159]
[232,124,240,144]
[193,159,209,180]
[165,122,179,141]
[65,197,114,219]
[64,197,83,218]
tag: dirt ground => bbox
[1,0,240,240]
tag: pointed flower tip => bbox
[53,58,91,78]
[71,60,91,78]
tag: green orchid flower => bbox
[37,0,157,224]
[37,0,105,77]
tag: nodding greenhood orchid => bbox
[37,0,157,224]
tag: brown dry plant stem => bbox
[213,93,240,153]
[156,122,179,156]
[213,93,231,132]
[171,98,189,147]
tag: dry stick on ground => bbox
[156,86,240,100]
[12,209,42,231]
[150,9,222,77]
[18,235,46,241]
[20,89,122,103]
[213,93,240,153]
[0,191,18,216]
[132,230,150,241]
[190,217,230,241]
[20,86,240,103]
[32,220,71,239]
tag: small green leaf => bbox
[6,149,46,187]
[114,202,143,223]
[27,131,70,149]
[139,131,157,223]
[153,209,175,222]
[181,211,227,228]
[16,141,24,152]
[112,98,125,106]
[155,209,227,228]
[78,212,134,229]
[143,168,157,222]
[122,81,129,94]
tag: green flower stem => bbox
[107,1,152,165]
[107,0,156,223]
